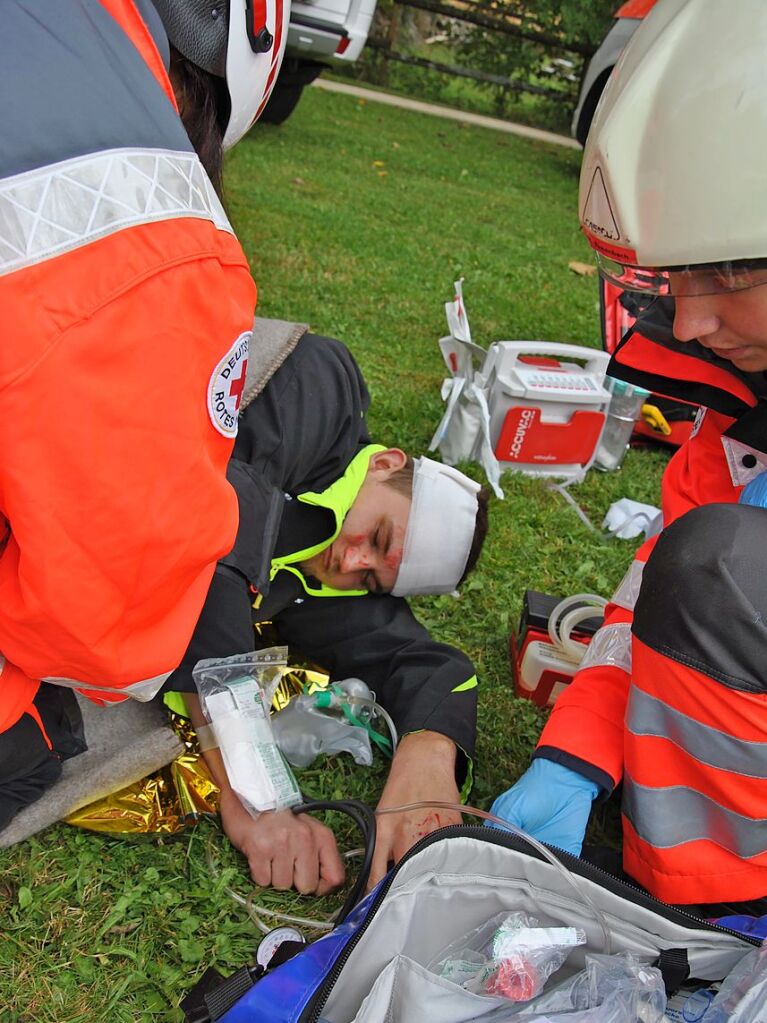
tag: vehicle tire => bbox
[575,68,613,147]
[259,60,326,126]
[260,81,306,125]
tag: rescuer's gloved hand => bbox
[486,759,601,857]
[739,471,767,508]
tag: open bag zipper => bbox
[299,823,761,1023]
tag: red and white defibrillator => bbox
[431,282,613,494]
[483,341,612,482]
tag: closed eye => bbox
[373,519,392,557]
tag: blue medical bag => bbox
[183,808,758,1023]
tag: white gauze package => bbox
[193,648,301,815]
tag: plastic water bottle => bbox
[594,378,650,471]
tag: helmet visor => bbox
[597,255,767,297]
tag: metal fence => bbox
[368,1,596,106]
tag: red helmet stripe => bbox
[254,0,287,120]
[251,0,268,34]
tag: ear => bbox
[368,448,407,477]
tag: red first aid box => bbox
[510,590,604,708]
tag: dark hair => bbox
[382,455,414,498]
[383,460,490,587]
[168,46,228,199]
[459,486,490,585]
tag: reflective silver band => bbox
[611,560,645,612]
[42,671,171,703]
[0,147,232,277]
[579,621,632,674]
[627,686,767,780]
[623,774,767,859]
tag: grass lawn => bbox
[0,86,668,1022]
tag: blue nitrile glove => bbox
[486,759,600,856]
[740,470,767,507]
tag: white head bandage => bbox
[391,457,481,597]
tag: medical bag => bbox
[600,280,699,448]
[184,816,759,1023]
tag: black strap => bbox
[180,967,225,1023]
[653,947,690,995]
[204,965,264,1021]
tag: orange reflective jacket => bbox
[0,0,256,727]
[539,313,767,904]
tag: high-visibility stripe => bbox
[622,774,767,859]
[267,445,386,599]
[452,676,478,693]
[42,671,171,703]
[627,686,767,780]
[0,148,232,279]
[611,560,645,612]
[578,621,632,673]
[632,638,767,743]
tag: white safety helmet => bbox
[579,0,767,297]
[153,0,290,148]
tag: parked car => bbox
[571,0,657,146]
[261,0,379,123]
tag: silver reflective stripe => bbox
[721,436,767,487]
[627,686,767,780]
[0,147,232,277]
[42,671,171,703]
[611,560,645,612]
[623,774,767,859]
[0,653,5,675]
[579,621,632,673]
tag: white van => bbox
[262,0,379,123]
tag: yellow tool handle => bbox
[641,403,673,436]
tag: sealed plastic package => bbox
[428,911,586,1002]
[192,648,301,816]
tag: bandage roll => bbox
[392,457,480,597]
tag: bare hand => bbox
[219,790,346,896]
[367,731,462,892]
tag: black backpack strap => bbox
[205,965,264,1021]
[181,964,263,1023]
[653,947,690,995]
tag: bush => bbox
[335,0,618,134]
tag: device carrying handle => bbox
[490,340,611,378]
[292,799,377,924]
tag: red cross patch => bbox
[208,331,251,437]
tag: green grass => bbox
[0,87,668,1021]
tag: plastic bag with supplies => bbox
[193,647,301,816]
[428,911,586,1002]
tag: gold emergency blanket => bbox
[65,666,330,835]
